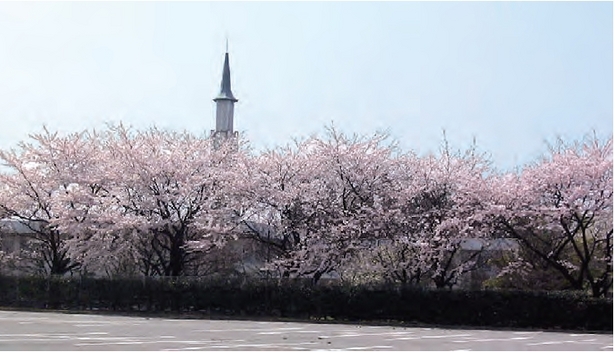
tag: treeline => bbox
[0,124,611,297]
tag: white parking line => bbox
[386,337,421,341]
[461,338,531,343]
[421,334,473,339]
[345,346,393,350]
[315,331,421,339]
[526,341,565,345]
[206,341,319,349]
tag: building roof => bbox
[0,217,42,234]
[460,238,519,251]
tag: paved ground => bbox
[0,310,611,350]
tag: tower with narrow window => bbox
[211,49,238,141]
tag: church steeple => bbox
[212,45,238,139]
[214,51,238,102]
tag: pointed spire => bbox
[214,44,238,102]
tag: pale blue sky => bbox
[0,1,611,171]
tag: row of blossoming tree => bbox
[0,124,611,297]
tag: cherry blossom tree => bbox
[489,135,613,297]
[54,124,245,277]
[304,128,406,283]
[364,137,496,289]
[419,139,495,289]
[239,128,407,284]
[237,134,335,281]
[0,127,100,275]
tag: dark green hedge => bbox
[0,275,611,331]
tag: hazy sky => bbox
[0,1,611,171]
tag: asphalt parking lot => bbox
[0,310,611,350]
